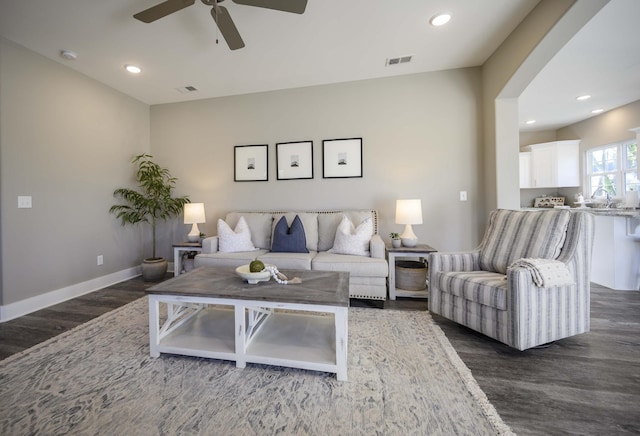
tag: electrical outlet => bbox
[460,191,468,201]
[97,255,103,266]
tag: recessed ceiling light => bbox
[125,64,142,74]
[591,108,604,114]
[430,13,451,27]
[525,119,536,125]
[576,95,591,101]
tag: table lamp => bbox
[184,203,206,242]
[395,199,422,247]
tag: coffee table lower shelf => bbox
[149,296,348,380]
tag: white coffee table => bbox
[146,267,350,381]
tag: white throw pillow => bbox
[328,215,372,256]
[217,216,257,253]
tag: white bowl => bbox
[235,264,271,284]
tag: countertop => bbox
[522,207,640,218]
[580,208,640,217]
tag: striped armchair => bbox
[428,209,595,351]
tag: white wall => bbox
[0,38,150,306]
[150,68,484,258]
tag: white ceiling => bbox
[1,0,638,133]
[519,0,640,132]
[0,0,537,103]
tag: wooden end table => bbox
[172,242,203,276]
[386,243,437,300]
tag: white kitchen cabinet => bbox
[519,152,532,188]
[524,140,580,188]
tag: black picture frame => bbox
[276,140,314,180]
[322,138,363,178]
[234,144,268,182]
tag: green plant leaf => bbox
[109,154,190,258]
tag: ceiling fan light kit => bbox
[60,50,78,60]
[133,0,308,50]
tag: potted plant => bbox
[110,154,190,281]
[390,232,401,248]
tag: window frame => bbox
[585,139,638,197]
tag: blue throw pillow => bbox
[271,215,309,253]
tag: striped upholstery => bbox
[434,271,508,310]
[478,209,571,274]
[429,209,594,351]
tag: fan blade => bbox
[211,6,245,50]
[134,0,196,23]
[232,0,307,14]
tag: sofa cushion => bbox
[225,213,273,249]
[328,215,372,256]
[312,252,387,277]
[257,251,316,270]
[195,250,268,268]
[318,211,373,252]
[434,270,508,310]
[271,212,318,252]
[271,215,309,253]
[478,209,571,274]
[217,216,257,253]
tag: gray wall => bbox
[1,37,486,308]
[0,38,150,305]
[150,68,484,259]
[557,99,640,149]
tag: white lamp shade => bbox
[395,199,422,247]
[184,203,206,224]
[395,199,423,224]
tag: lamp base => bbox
[187,223,200,242]
[400,224,418,247]
[401,237,418,247]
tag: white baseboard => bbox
[0,266,142,322]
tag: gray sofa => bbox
[194,210,389,300]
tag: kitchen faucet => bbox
[591,187,613,208]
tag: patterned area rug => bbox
[0,298,513,435]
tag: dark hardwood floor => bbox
[0,275,160,360]
[1,277,638,435]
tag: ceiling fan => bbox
[133,0,308,50]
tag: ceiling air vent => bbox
[175,86,199,93]
[386,55,413,66]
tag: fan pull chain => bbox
[214,3,219,45]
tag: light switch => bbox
[459,191,468,201]
[18,196,32,208]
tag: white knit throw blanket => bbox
[509,258,575,288]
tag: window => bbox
[586,140,638,196]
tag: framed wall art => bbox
[234,144,268,182]
[322,138,363,178]
[276,140,314,180]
